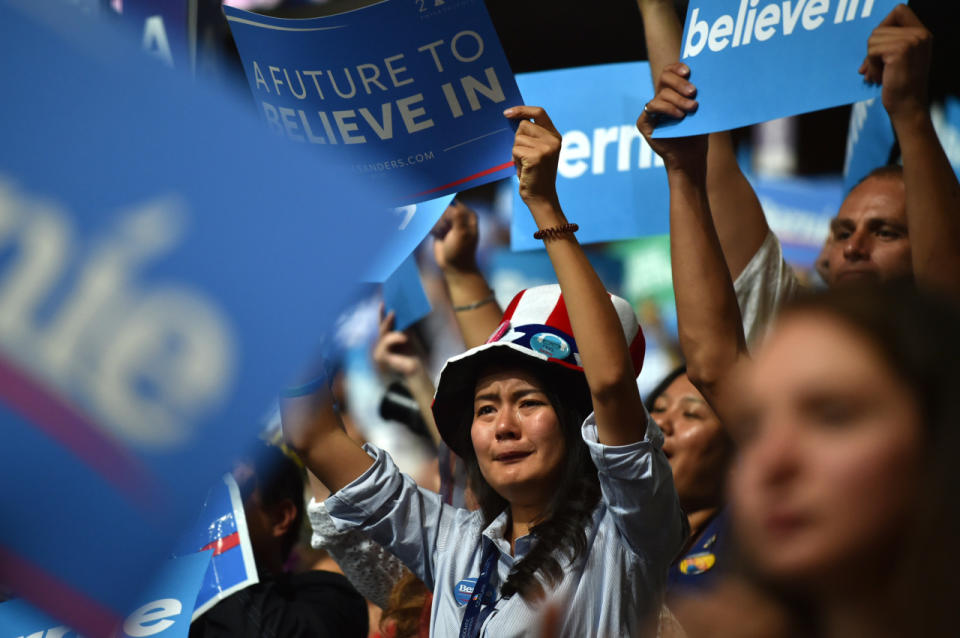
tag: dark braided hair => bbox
[460,372,601,601]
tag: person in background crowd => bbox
[644,367,732,596]
[641,52,960,638]
[636,1,960,345]
[281,105,686,637]
[190,443,368,638]
[373,306,442,449]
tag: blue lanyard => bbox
[458,544,499,638]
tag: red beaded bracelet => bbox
[533,223,579,240]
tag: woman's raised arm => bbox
[505,105,647,446]
[280,382,373,493]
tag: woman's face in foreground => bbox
[729,311,924,588]
[471,367,566,508]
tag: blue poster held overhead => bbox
[511,62,669,250]
[653,0,898,138]
[224,0,523,205]
[368,194,454,282]
[382,253,432,331]
[842,97,896,193]
[0,2,401,636]
[175,475,259,620]
[844,96,960,192]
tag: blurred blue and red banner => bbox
[0,1,407,635]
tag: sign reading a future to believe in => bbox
[224,0,523,204]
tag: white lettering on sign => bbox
[392,205,418,231]
[557,124,663,180]
[0,180,235,448]
[15,597,185,638]
[122,598,182,637]
[142,16,174,68]
[683,0,871,59]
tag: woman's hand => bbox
[504,106,563,208]
[636,63,708,175]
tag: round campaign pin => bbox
[454,578,478,606]
[679,552,716,576]
[530,332,571,359]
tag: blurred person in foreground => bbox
[190,443,368,638]
[636,1,960,346]
[282,104,686,637]
[640,52,960,638]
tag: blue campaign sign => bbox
[382,253,432,331]
[488,248,624,305]
[932,97,960,176]
[367,195,454,282]
[510,62,669,250]
[843,97,896,192]
[845,96,960,192]
[0,2,402,636]
[223,0,523,205]
[653,0,899,138]
[174,475,258,620]
[0,552,211,638]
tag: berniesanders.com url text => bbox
[355,151,435,173]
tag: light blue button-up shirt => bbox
[325,413,686,637]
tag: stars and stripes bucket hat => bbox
[432,284,645,457]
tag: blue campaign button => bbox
[454,578,478,606]
[531,332,571,360]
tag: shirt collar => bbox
[481,509,537,560]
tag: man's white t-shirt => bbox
[733,231,803,346]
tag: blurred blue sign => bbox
[654,0,897,137]
[843,97,896,192]
[488,248,624,305]
[224,0,523,204]
[0,2,402,636]
[511,62,668,250]
[367,195,454,282]
[175,475,258,620]
[0,552,211,638]
[752,176,840,267]
[845,96,960,192]
[383,254,432,331]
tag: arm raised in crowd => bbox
[432,201,503,348]
[636,0,769,280]
[861,4,960,296]
[505,105,647,445]
[637,66,748,421]
[281,381,373,494]
[372,307,441,446]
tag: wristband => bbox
[533,223,579,240]
[453,293,496,312]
